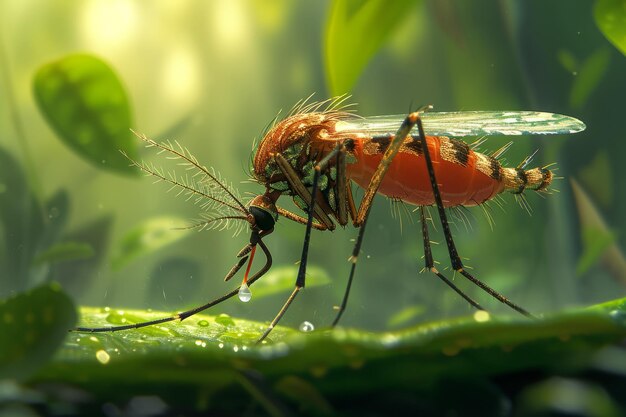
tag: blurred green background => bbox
[1,0,626,415]
[2,0,624,329]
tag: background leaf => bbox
[594,0,626,56]
[33,54,137,175]
[324,0,421,95]
[570,47,611,110]
[0,283,76,380]
[32,241,94,266]
[110,216,189,271]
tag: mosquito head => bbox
[248,194,279,232]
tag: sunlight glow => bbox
[81,0,138,48]
[212,0,250,48]
[161,45,201,107]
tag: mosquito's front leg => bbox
[354,109,427,225]
[257,143,348,344]
[332,110,426,327]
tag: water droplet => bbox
[238,282,252,302]
[299,321,315,332]
[609,309,626,323]
[96,349,110,364]
[197,319,209,327]
[215,313,235,326]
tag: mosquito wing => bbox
[336,111,586,137]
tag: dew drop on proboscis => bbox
[238,282,252,302]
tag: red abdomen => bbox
[346,136,504,207]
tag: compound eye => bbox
[249,206,276,231]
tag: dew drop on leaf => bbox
[299,321,315,332]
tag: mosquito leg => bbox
[273,153,335,230]
[354,110,424,225]
[332,112,423,327]
[276,206,327,230]
[414,114,533,317]
[418,206,485,311]
[346,182,358,224]
[257,144,346,343]
[331,215,368,326]
[72,235,273,333]
[336,144,349,226]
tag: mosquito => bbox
[73,97,586,343]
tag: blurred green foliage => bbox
[0,283,76,381]
[325,0,422,95]
[594,0,626,56]
[33,54,138,175]
[0,0,625,415]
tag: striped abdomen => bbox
[346,135,552,207]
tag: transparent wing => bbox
[335,111,586,137]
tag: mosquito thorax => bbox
[252,112,346,190]
[248,194,279,231]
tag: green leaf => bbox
[0,283,76,380]
[33,241,94,266]
[34,298,626,408]
[110,216,189,271]
[324,0,421,95]
[252,265,331,300]
[594,0,626,56]
[33,54,137,175]
[570,47,611,110]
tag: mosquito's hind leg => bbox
[418,206,484,311]
[413,114,533,317]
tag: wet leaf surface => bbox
[35,297,626,403]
